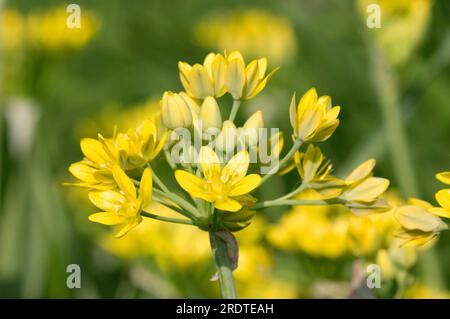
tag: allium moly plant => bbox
[68,51,447,299]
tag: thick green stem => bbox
[228,100,241,122]
[260,138,303,185]
[141,211,194,226]
[209,231,237,299]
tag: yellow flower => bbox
[199,96,222,130]
[289,88,340,142]
[160,91,199,129]
[115,119,167,170]
[68,135,118,190]
[394,196,449,247]
[294,145,345,197]
[194,9,298,65]
[339,159,391,215]
[432,171,450,218]
[88,166,152,238]
[175,147,261,212]
[0,9,25,51]
[179,53,227,99]
[26,7,99,52]
[357,0,431,66]
[225,51,278,100]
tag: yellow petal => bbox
[225,58,245,99]
[115,217,142,238]
[214,197,242,212]
[435,189,450,209]
[211,54,227,96]
[88,191,126,212]
[302,145,323,182]
[289,93,297,132]
[407,197,433,209]
[436,171,450,185]
[112,166,136,200]
[174,170,213,201]
[429,207,450,219]
[395,205,448,232]
[88,212,126,225]
[221,150,249,184]
[139,168,153,208]
[297,106,322,141]
[345,159,375,183]
[343,177,389,202]
[80,138,111,164]
[245,67,278,100]
[229,174,261,197]
[298,88,318,111]
[69,161,96,183]
[243,60,260,98]
[189,64,214,98]
[199,146,221,180]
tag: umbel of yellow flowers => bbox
[67,50,448,299]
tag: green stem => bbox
[228,100,241,122]
[260,138,303,185]
[149,165,170,193]
[153,188,199,218]
[253,198,344,210]
[141,211,194,226]
[274,183,307,202]
[369,44,418,197]
[209,231,237,299]
[164,148,176,169]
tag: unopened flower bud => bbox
[200,96,222,130]
[161,91,198,129]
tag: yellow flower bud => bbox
[199,96,222,130]
[179,53,227,99]
[215,120,238,153]
[160,91,198,129]
[242,111,264,147]
[289,88,340,143]
[225,51,278,100]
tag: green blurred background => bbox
[1,0,450,298]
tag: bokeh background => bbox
[1,0,450,298]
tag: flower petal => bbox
[436,171,450,185]
[112,166,136,200]
[345,159,375,184]
[88,212,126,225]
[214,197,242,212]
[229,174,261,197]
[88,190,126,212]
[221,150,249,184]
[199,146,221,180]
[139,168,153,208]
[343,177,389,202]
[435,189,450,210]
[395,205,448,232]
[80,138,111,164]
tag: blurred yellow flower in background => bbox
[195,9,298,65]
[26,7,99,52]
[403,283,450,299]
[0,9,25,51]
[358,0,432,65]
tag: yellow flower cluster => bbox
[0,7,99,53]
[195,9,298,64]
[394,171,450,247]
[268,190,424,283]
